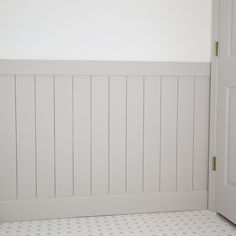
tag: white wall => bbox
[0,0,212,62]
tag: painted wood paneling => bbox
[143,76,161,193]
[0,76,17,200]
[160,77,178,192]
[73,76,91,196]
[127,76,144,193]
[35,76,55,198]
[0,61,211,221]
[91,76,109,195]
[16,76,36,199]
[109,76,126,194]
[177,77,195,191]
[193,77,210,190]
[55,76,73,197]
[0,61,210,76]
[0,190,207,222]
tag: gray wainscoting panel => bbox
[0,60,210,221]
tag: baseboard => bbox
[0,191,207,222]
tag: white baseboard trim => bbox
[0,191,207,222]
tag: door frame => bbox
[208,0,220,211]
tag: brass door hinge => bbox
[212,156,216,171]
[214,41,219,57]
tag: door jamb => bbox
[208,0,220,211]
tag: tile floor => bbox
[0,210,235,236]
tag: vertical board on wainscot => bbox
[127,76,144,193]
[0,76,17,200]
[73,76,91,196]
[143,76,161,193]
[193,77,210,190]
[91,76,109,195]
[177,77,195,191]
[55,76,73,197]
[160,77,178,192]
[16,76,36,199]
[35,76,55,198]
[109,76,126,194]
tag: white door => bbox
[216,0,236,224]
